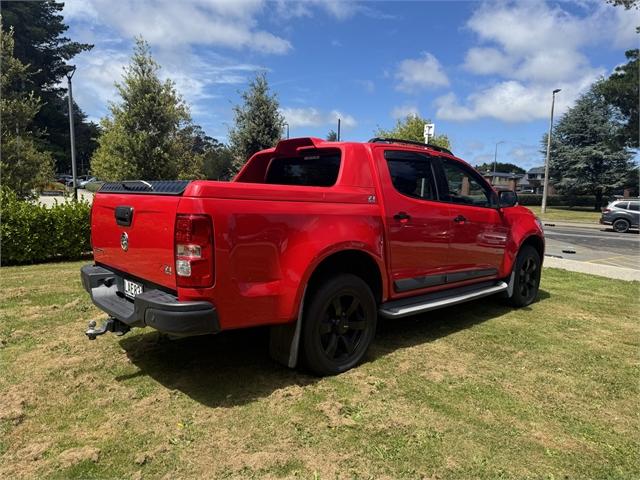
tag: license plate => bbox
[123,279,143,299]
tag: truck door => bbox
[435,157,508,281]
[376,149,451,295]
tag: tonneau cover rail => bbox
[99,180,191,195]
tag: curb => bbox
[542,221,605,230]
[544,256,640,281]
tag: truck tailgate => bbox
[91,186,185,290]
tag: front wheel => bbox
[301,274,377,376]
[507,245,541,307]
[613,218,630,233]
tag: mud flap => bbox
[269,287,306,368]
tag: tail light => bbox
[174,214,214,288]
[602,208,610,213]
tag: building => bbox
[525,166,555,194]
[481,171,524,192]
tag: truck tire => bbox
[507,245,541,308]
[613,218,630,233]
[301,274,377,376]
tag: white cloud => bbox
[65,0,291,54]
[442,1,630,123]
[395,52,449,93]
[463,47,513,76]
[435,71,602,122]
[391,105,420,120]
[281,107,357,129]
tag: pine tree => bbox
[326,129,338,141]
[374,114,451,150]
[228,73,284,172]
[547,84,636,210]
[1,0,97,174]
[91,38,203,181]
[0,26,54,198]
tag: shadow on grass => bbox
[117,289,551,408]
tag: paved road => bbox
[544,225,639,270]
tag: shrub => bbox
[517,194,597,207]
[1,188,91,265]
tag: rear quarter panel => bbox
[176,194,385,330]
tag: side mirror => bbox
[498,190,518,208]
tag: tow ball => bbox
[85,318,130,340]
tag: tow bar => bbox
[85,318,130,340]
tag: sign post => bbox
[424,123,435,144]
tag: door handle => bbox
[394,212,411,222]
[453,215,467,223]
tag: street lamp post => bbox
[284,123,289,139]
[66,65,78,201]
[493,141,505,174]
[542,88,561,214]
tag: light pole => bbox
[284,122,289,139]
[493,141,505,174]
[541,88,561,214]
[66,65,78,201]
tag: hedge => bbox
[1,188,91,265]
[517,194,597,207]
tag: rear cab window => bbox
[265,152,341,186]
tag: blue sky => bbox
[63,0,638,170]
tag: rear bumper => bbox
[80,264,220,336]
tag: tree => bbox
[326,129,338,141]
[0,0,98,174]
[546,85,636,210]
[0,26,54,198]
[228,73,284,172]
[596,49,639,149]
[374,114,451,150]
[91,39,203,181]
[474,162,525,174]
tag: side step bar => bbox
[379,281,508,318]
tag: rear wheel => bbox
[301,274,377,376]
[613,218,630,233]
[508,245,541,307]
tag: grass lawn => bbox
[1,262,638,479]
[526,205,602,224]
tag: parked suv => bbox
[601,200,639,233]
[81,137,544,375]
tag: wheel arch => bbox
[304,249,385,305]
[520,234,545,264]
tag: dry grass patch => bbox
[1,261,638,479]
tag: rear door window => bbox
[265,153,340,186]
[628,202,639,211]
[384,150,438,201]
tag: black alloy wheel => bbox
[302,274,377,376]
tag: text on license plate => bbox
[124,279,143,299]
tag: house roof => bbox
[481,171,523,179]
[528,166,545,174]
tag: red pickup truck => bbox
[81,137,544,375]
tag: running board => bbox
[379,281,508,318]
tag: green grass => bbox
[526,205,602,224]
[1,262,638,479]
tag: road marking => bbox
[545,232,640,242]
